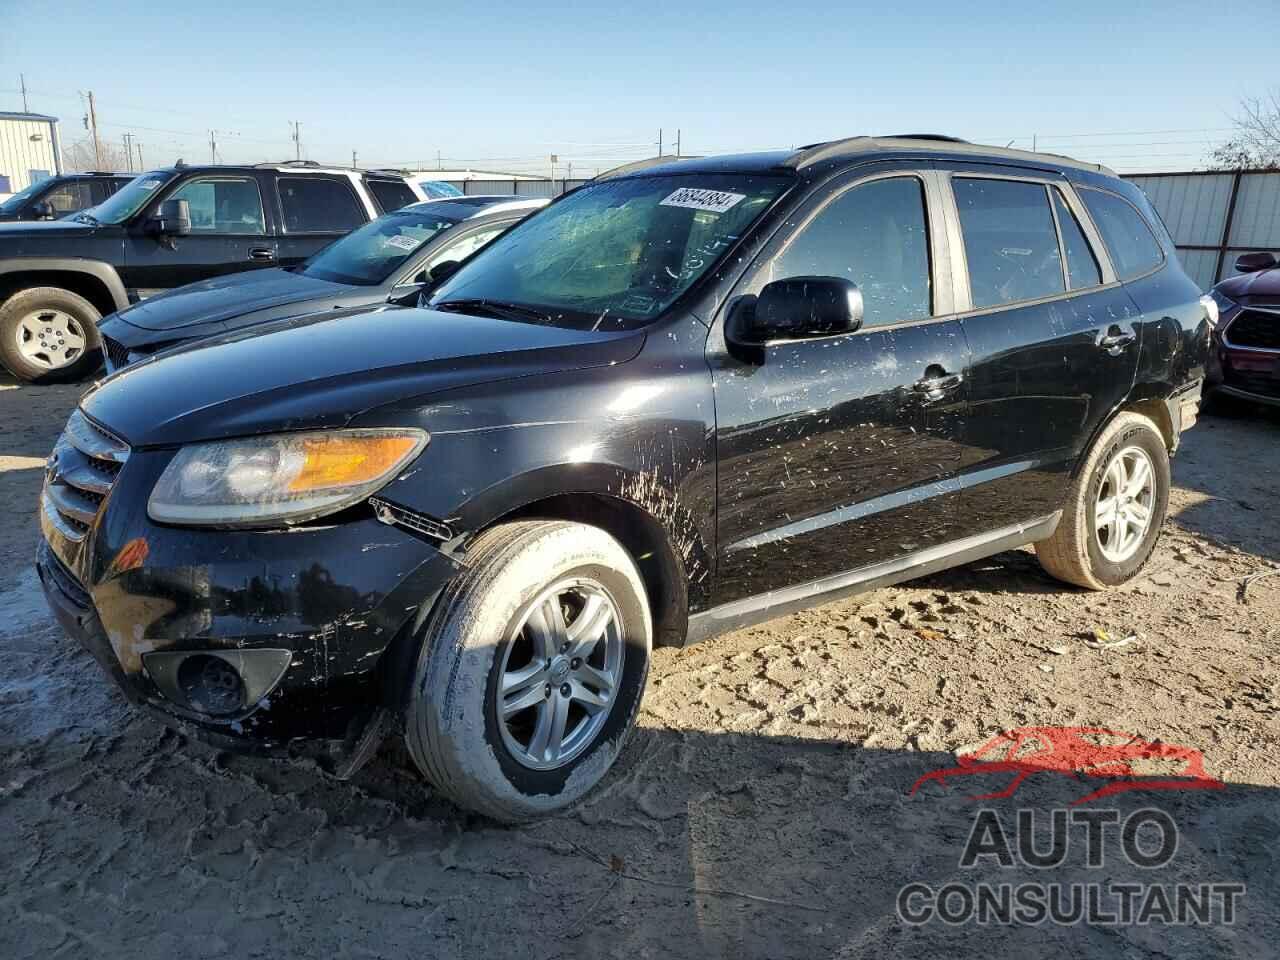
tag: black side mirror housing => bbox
[31,200,55,220]
[428,259,462,284]
[728,276,863,362]
[386,270,431,307]
[150,198,192,237]
[1236,251,1278,274]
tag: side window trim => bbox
[274,175,368,235]
[1044,184,1072,291]
[1074,184,1165,282]
[725,166,948,334]
[939,168,1120,314]
[154,175,268,237]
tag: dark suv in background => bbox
[1207,252,1280,408]
[0,171,132,222]
[37,135,1210,821]
[0,161,421,381]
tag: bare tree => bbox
[1209,88,1280,170]
[62,137,130,173]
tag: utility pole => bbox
[136,141,144,170]
[87,91,102,169]
[19,73,28,112]
[290,121,301,161]
[658,128,663,157]
[123,133,133,172]
[676,129,681,158]
[437,150,441,171]
[351,149,357,170]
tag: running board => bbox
[684,513,1061,645]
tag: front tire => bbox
[0,286,103,383]
[405,521,652,821]
[1035,412,1170,590]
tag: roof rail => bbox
[594,155,688,180]
[883,134,969,143]
[254,159,322,168]
[366,167,410,176]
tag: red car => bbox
[1208,252,1280,408]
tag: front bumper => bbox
[37,441,464,752]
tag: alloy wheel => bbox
[1094,445,1156,563]
[15,308,88,370]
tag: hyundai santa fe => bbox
[36,135,1212,820]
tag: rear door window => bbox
[277,176,367,233]
[769,176,932,327]
[953,177,1065,308]
[1051,189,1102,289]
[1078,188,1164,280]
[367,178,417,212]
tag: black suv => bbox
[0,162,420,382]
[37,136,1210,821]
[0,171,132,223]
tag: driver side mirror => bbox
[149,198,191,237]
[428,259,462,285]
[386,269,431,307]
[1236,251,1278,274]
[727,276,863,362]
[31,200,55,220]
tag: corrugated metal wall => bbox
[0,117,60,194]
[1126,170,1280,290]
[447,178,593,198]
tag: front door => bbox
[121,173,275,297]
[939,167,1142,524]
[709,168,973,605]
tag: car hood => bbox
[0,218,99,241]
[1218,267,1280,301]
[113,268,351,331]
[81,305,645,446]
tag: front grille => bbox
[42,409,130,542]
[102,336,131,372]
[1225,309,1280,350]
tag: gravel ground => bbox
[2,374,1278,959]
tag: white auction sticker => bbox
[139,179,162,191]
[383,234,420,252]
[659,188,746,214]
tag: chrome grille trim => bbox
[43,409,131,543]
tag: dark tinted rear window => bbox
[1078,188,1164,280]
[367,178,417,212]
[953,177,1065,308]
[278,176,366,233]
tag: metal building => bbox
[1127,169,1280,290]
[0,111,63,197]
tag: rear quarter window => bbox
[1078,188,1164,281]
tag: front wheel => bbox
[405,520,652,821]
[0,286,103,383]
[1036,412,1170,590]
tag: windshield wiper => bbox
[431,298,551,324]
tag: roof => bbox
[0,111,59,123]
[599,135,1115,181]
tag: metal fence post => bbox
[1214,170,1243,283]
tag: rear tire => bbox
[405,520,652,821]
[0,286,103,383]
[1035,412,1170,590]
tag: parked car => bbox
[405,174,465,199]
[37,135,1211,821]
[98,197,548,371]
[0,171,133,222]
[1206,252,1280,408]
[0,161,421,382]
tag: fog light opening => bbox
[177,654,247,716]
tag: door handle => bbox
[1098,325,1136,355]
[248,247,276,262]
[913,366,964,401]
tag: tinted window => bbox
[167,176,266,234]
[1052,189,1101,289]
[367,179,417,212]
[278,177,366,233]
[420,180,464,199]
[425,224,507,273]
[771,176,931,327]
[301,208,459,285]
[44,180,93,215]
[1078,188,1164,280]
[954,178,1065,308]
[431,174,790,330]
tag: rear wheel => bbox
[405,520,651,821]
[0,286,103,383]
[1035,412,1170,590]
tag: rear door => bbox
[273,174,371,268]
[709,164,974,605]
[120,172,276,295]
[938,165,1140,524]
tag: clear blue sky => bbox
[1,0,1273,175]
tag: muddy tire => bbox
[1035,412,1170,590]
[405,520,652,822]
[0,286,103,383]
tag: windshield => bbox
[0,178,50,213]
[81,171,174,224]
[301,207,462,285]
[430,173,791,330]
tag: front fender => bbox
[0,257,130,312]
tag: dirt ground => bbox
[2,374,1278,959]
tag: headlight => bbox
[1208,289,1237,325]
[148,429,427,526]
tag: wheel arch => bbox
[0,259,130,317]
[1071,384,1178,480]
